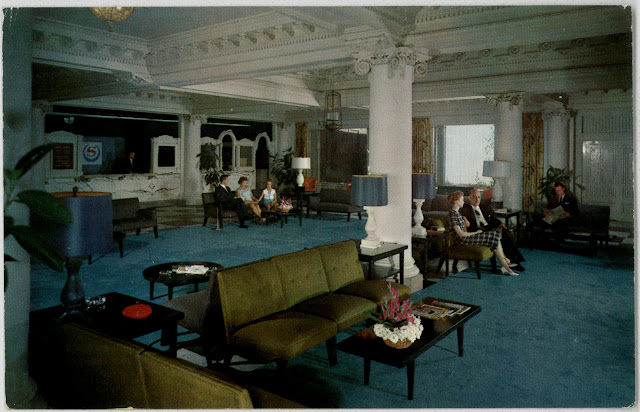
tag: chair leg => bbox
[347,213,351,222]
[490,256,498,273]
[153,226,158,238]
[358,212,362,220]
[326,337,337,366]
[452,259,459,273]
[475,261,481,280]
[203,216,208,226]
[136,228,141,235]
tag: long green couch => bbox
[32,322,304,409]
[216,239,411,368]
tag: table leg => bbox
[368,261,374,280]
[457,325,464,357]
[149,281,155,300]
[194,283,200,293]
[407,361,415,400]
[364,358,370,386]
[161,323,179,357]
[281,215,285,228]
[399,250,405,285]
[168,286,173,301]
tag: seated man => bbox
[543,180,579,233]
[215,174,249,229]
[461,188,526,271]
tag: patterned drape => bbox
[412,118,431,172]
[522,113,544,212]
[295,123,308,157]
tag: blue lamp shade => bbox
[412,173,436,200]
[350,175,388,207]
[47,192,113,257]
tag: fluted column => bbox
[543,110,569,171]
[181,115,206,205]
[487,93,524,210]
[30,101,52,190]
[355,46,429,292]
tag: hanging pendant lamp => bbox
[324,91,342,131]
[89,7,134,31]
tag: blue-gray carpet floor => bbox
[30,216,636,408]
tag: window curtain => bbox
[522,113,544,212]
[412,118,432,173]
[295,122,308,157]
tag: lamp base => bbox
[60,257,86,315]
[296,170,305,187]
[360,206,382,250]
[412,199,426,237]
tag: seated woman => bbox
[257,180,279,212]
[447,191,519,276]
[236,176,263,223]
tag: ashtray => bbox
[122,303,152,320]
[86,295,106,311]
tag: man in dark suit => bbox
[544,181,579,231]
[215,174,248,228]
[461,188,525,271]
[125,151,137,173]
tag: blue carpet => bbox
[30,218,635,408]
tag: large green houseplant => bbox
[4,143,73,285]
[270,148,297,191]
[538,166,586,201]
[197,142,223,191]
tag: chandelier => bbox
[324,91,342,131]
[89,7,134,31]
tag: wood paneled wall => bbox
[412,118,432,173]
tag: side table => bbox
[354,239,408,284]
[494,209,522,234]
[412,230,449,283]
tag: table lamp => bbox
[351,174,388,250]
[291,157,311,187]
[411,173,436,236]
[34,190,113,315]
[483,161,511,202]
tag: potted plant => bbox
[368,282,424,349]
[4,143,73,287]
[269,148,297,192]
[198,142,223,192]
[538,166,586,201]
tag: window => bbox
[439,124,495,186]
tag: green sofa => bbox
[215,239,411,368]
[32,322,304,409]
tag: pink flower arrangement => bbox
[370,282,423,344]
[279,198,293,210]
[373,282,416,328]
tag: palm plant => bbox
[197,142,223,191]
[538,166,586,200]
[4,144,73,286]
[270,148,297,191]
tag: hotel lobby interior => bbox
[3,4,636,409]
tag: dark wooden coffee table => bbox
[262,208,302,227]
[143,261,223,300]
[336,296,481,400]
[30,291,185,357]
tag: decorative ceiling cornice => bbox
[414,6,505,24]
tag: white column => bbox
[30,102,51,190]
[488,94,524,211]
[4,8,39,408]
[355,46,428,292]
[543,110,569,171]
[277,121,294,155]
[182,115,206,205]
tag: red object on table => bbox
[122,303,153,320]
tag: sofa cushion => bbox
[230,311,338,361]
[140,351,254,409]
[273,248,330,307]
[317,240,365,291]
[61,323,149,409]
[292,293,375,331]
[336,280,411,309]
[320,188,350,203]
[217,259,288,335]
[447,244,494,261]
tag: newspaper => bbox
[543,206,567,225]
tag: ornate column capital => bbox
[354,45,430,79]
[181,114,207,126]
[541,109,570,121]
[486,92,525,111]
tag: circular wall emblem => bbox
[83,144,101,163]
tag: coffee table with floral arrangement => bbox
[262,197,302,228]
[336,283,481,400]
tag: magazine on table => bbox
[413,301,470,319]
[543,206,567,225]
[174,265,209,275]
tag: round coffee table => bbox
[143,261,223,300]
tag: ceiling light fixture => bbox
[89,7,134,32]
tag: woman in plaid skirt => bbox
[447,191,519,276]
